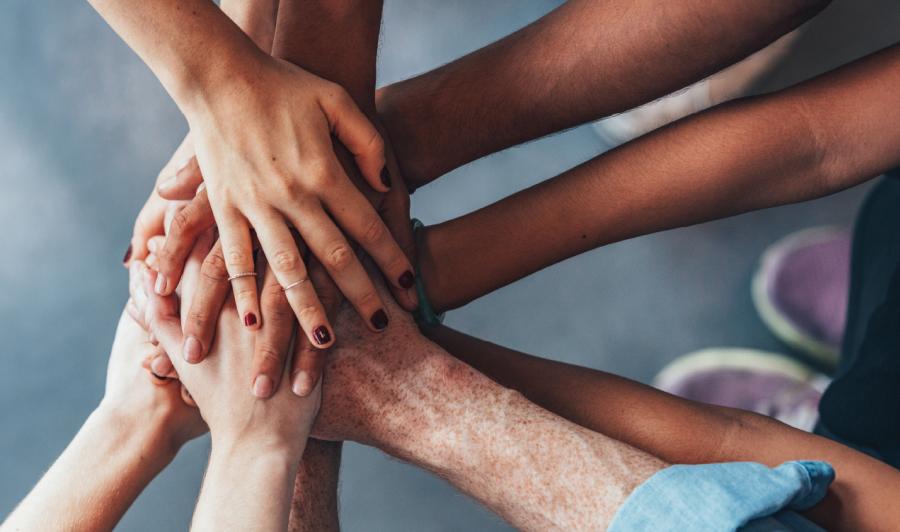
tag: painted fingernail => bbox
[292,371,313,397]
[370,309,389,330]
[253,375,274,398]
[122,244,132,265]
[313,326,331,345]
[183,336,203,363]
[380,166,392,188]
[151,356,171,377]
[154,272,168,295]
[398,270,415,289]
[244,313,257,327]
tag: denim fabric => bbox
[609,461,833,531]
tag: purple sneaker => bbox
[752,227,850,367]
[654,348,829,431]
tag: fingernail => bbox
[183,336,203,363]
[380,166,392,188]
[370,309,389,330]
[147,239,158,254]
[292,371,313,396]
[154,272,168,295]
[398,270,415,289]
[253,375,274,398]
[157,175,177,192]
[151,356,171,376]
[244,313,257,327]
[122,244,132,265]
[313,326,331,345]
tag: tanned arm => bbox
[418,43,900,311]
[378,0,831,189]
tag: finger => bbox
[214,209,260,330]
[251,258,296,398]
[180,384,197,407]
[290,258,341,397]
[140,267,187,376]
[128,193,166,266]
[379,186,419,311]
[285,204,388,333]
[323,176,416,306]
[318,86,387,192]
[248,209,334,346]
[181,239,230,363]
[154,190,215,296]
[158,155,204,200]
[146,235,166,256]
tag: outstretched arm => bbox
[423,325,900,531]
[418,42,900,311]
[1,313,205,532]
[378,0,831,189]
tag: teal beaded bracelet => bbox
[411,218,444,327]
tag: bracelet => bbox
[411,218,445,327]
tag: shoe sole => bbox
[653,347,823,392]
[751,227,845,367]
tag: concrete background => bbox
[1,0,897,530]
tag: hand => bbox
[155,54,418,352]
[149,126,418,398]
[124,135,195,267]
[101,307,206,455]
[136,232,320,456]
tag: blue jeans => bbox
[609,461,833,531]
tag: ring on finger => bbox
[281,278,308,292]
[228,271,258,282]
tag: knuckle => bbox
[325,244,353,272]
[271,249,300,272]
[233,284,256,301]
[296,304,321,323]
[225,248,250,267]
[356,290,380,309]
[306,163,335,189]
[169,208,195,236]
[255,345,284,366]
[360,216,386,245]
[365,131,385,156]
[187,308,209,331]
[201,252,229,282]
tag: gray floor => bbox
[1,1,898,530]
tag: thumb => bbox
[158,156,204,200]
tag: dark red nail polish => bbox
[123,244,132,264]
[380,167,392,188]
[313,326,331,345]
[244,313,257,327]
[370,309,389,330]
[398,270,415,289]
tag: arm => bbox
[423,325,900,531]
[378,0,831,189]
[90,0,415,356]
[304,282,666,531]
[2,312,205,531]
[288,440,342,532]
[419,42,900,311]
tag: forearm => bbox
[424,325,900,531]
[345,341,664,531]
[87,0,263,114]
[378,0,829,188]
[221,0,279,53]
[272,0,382,112]
[420,43,900,311]
[288,439,342,532]
[2,407,174,531]
[194,441,301,532]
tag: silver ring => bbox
[227,271,258,282]
[281,278,308,292]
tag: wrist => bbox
[376,83,436,191]
[88,405,176,469]
[174,42,268,121]
[211,431,305,465]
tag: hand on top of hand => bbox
[155,54,416,352]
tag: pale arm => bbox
[1,408,175,532]
[423,325,900,532]
[378,0,830,189]
[419,42,900,311]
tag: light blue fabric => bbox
[609,461,834,531]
